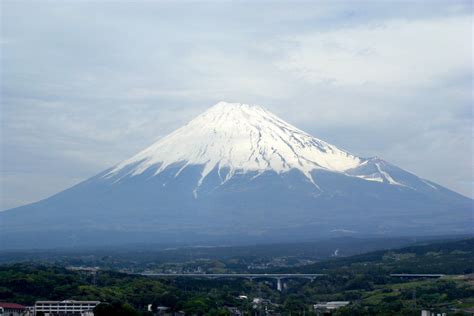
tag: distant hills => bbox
[283,237,474,275]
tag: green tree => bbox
[93,303,140,316]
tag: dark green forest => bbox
[0,238,473,315]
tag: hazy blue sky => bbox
[1,0,472,210]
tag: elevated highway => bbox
[138,273,326,291]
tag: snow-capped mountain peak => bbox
[106,101,364,186]
[3,102,471,249]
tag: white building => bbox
[34,300,100,316]
[314,301,350,311]
[421,311,447,316]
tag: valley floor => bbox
[0,237,473,315]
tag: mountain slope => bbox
[106,102,363,191]
[102,102,437,193]
[0,102,472,249]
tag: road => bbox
[139,273,326,278]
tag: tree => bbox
[183,297,210,315]
[93,303,140,316]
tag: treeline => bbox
[0,238,473,315]
[0,264,276,314]
[0,235,451,269]
[279,238,474,275]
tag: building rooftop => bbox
[0,302,26,309]
[35,300,100,304]
[314,301,350,310]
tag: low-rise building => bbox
[421,310,447,316]
[226,307,243,316]
[34,300,100,316]
[314,301,350,313]
[252,298,272,305]
[0,302,27,316]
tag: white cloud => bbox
[1,1,472,209]
[278,16,472,87]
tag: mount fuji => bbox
[1,102,472,249]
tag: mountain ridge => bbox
[0,101,472,249]
[103,101,438,196]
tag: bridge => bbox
[138,273,326,291]
[390,273,445,278]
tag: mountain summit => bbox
[105,102,418,194]
[1,102,472,249]
[108,102,360,190]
